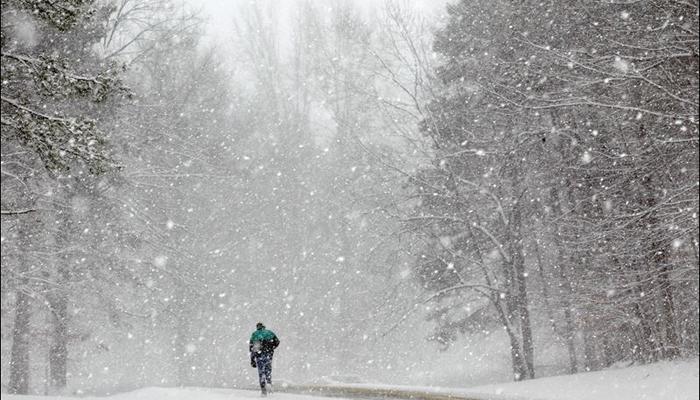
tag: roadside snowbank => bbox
[459,357,699,400]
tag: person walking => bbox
[249,322,280,396]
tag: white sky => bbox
[190,0,449,46]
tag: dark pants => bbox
[254,352,273,393]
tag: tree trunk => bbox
[632,296,657,363]
[49,293,69,390]
[533,240,559,337]
[508,328,528,381]
[636,126,678,361]
[510,201,535,379]
[9,218,34,395]
[658,262,680,358]
[582,320,598,371]
[549,187,578,373]
[494,300,529,381]
[561,305,578,373]
[9,289,32,394]
[49,197,73,392]
[559,258,578,374]
[507,159,534,380]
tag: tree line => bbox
[402,0,699,380]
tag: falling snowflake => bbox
[581,151,593,164]
[613,56,630,73]
[153,255,168,267]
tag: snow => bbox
[2,388,342,400]
[460,358,699,400]
[301,358,700,400]
[1,0,698,397]
[613,57,631,73]
[5,358,696,400]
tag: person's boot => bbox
[261,384,267,397]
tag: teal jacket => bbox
[249,328,280,356]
